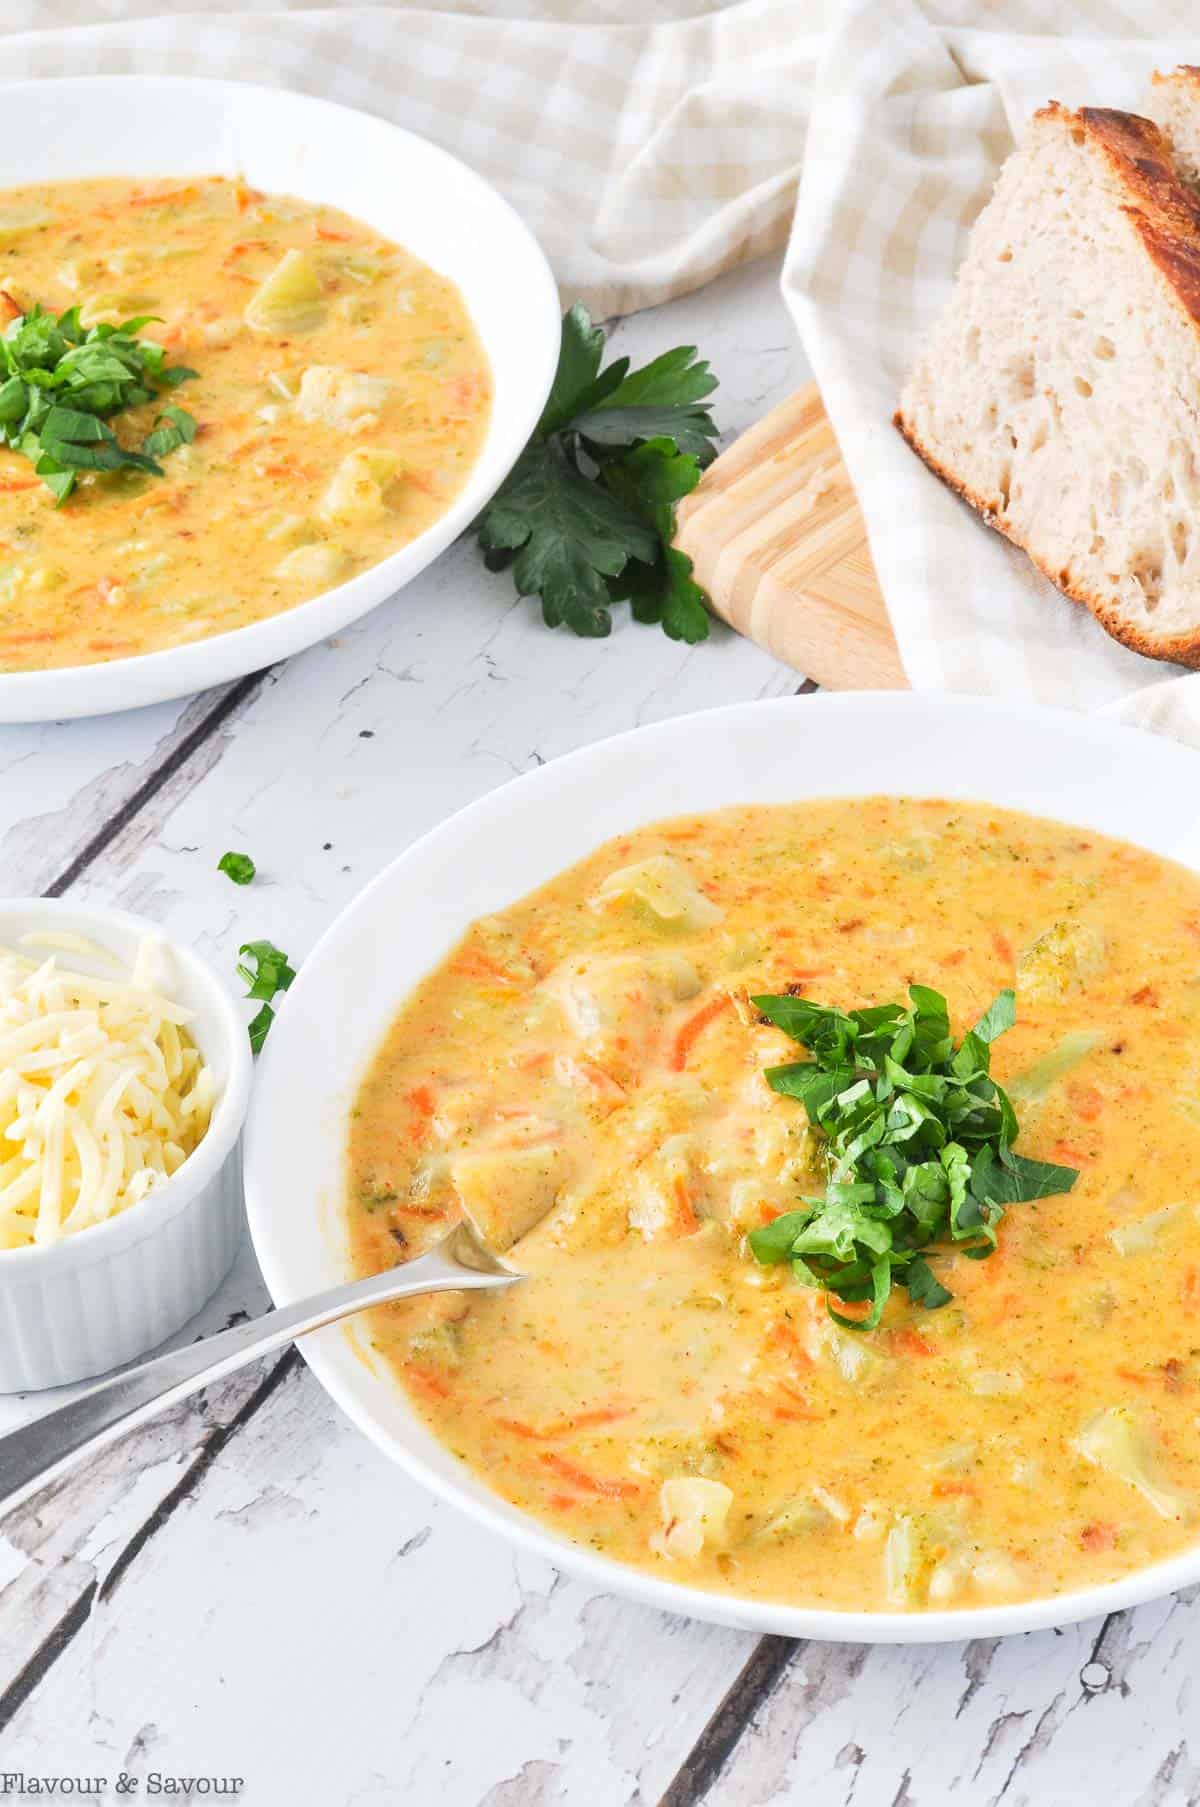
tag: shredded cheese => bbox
[0,935,215,1250]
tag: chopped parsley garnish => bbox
[218,851,256,886]
[0,304,197,502]
[477,303,718,641]
[747,985,1079,1330]
[236,939,295,1054]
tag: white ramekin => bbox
[0,899,253,1392]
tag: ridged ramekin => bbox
[0,899,253,1392]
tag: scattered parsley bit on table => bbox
[477,303,718,641]
[747,984,1079,1330]
[0,303,196,503]
[236,939,295,1054]
[218,851,256,886]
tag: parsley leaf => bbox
[245,1007,277,1058]
[479,439,655,636]
[218,851,256,886]
[477,304,720,641]
[142,404,197,461]
[619,543,710,643]
[601,438,710,642]
[0,305,198,502]
[905,1256,953,1310]
[575,345,717,460]
[236,938,295,1054]
[747,984,1079,1329]
[973,988,1017,1044]
[534,303,618,436]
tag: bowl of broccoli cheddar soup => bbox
[245,694,1200,1640]
[0,78,558,721]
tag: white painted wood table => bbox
[0,255,1194,1807]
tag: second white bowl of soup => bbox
[245,693,1200,1641]
[0,77,559,721]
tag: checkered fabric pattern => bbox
[784,0,1200,738]
[0,0,827,321]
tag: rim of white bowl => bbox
[245,692,1200,1641]
[0,898,252,1273]
[0,75,561,723]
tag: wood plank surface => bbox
[676,385,908,691]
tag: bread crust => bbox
[1150,67,1200,90]
[1073,106,1200,330]
[895,104,1200,669]
[892,409,1200,670]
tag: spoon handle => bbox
[0,1237,518,1521]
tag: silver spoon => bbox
[0,1220,520,1521]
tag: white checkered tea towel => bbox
[783,0,1200,741]
[0,0,827,322]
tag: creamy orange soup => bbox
[347,799,1200,1612]
[0,176,490,669]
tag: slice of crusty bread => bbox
[896,104,1200,667]
[1147,67,1200,192]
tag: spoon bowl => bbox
[0,1219,521,1522]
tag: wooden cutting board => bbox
[674,383,908,689]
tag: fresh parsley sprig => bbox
[218,851,256,886]
[0,305,197,502]
[236,939,295,1055]
[477,304,718,641]
[747,985,1079,1330]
